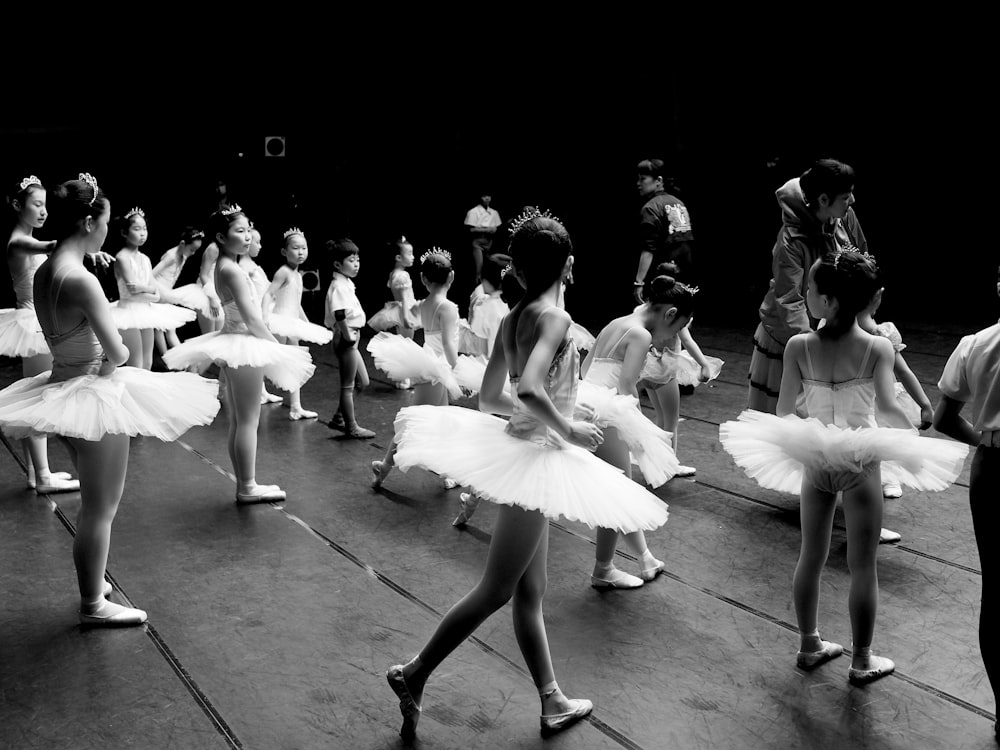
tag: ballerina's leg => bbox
[225,365,265,492]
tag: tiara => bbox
[125,206,145,220]
[508,206,561,236]
[500,262,514,279]
[419,247,452,265]
[220,203,243,217]
[19,175,42,192]
[832,246,877,269]
[283,227,304,240]
[677,282,700,295]
[78,173,99,206]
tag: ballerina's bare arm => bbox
[618,327,652,398]
[64,271,129,367]
[199,243,222,312]
[933,397,981,446]
[678,325,712,379]
[439,302,460,368]
[262,265,290,323]
[115,250,159,300]
[7,235,56,255]
[218,261,278,342]
[516,307,603,450]
[775,334,806,417]
[893,352,934,429]
[479,326,514,416]
[871,336,914,429]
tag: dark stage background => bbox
[2,66,993,334]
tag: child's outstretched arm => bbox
[678,325,713,382]
[8,235,56,256]
[893,352,934,429]
[775,335,805,417]
[872,338,914,429]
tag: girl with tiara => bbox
[162,205,315,503]
[152,226,208,356]
[110,208,196,369]
[382,210,668,741]
[638,261,723,477]
[241,225,283,405]
[719,249,968,684]
[367,236,420,389]
[262,227,332,420]
[1,175,78,493]
[0,174,219,626]
[458,252,510,358]
[368,247,485,491]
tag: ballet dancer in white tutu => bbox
[0,174,220,626]
[2,175,79,493]
[110,207,196,369]
[152,226,208,356]
[719,249,968,684]
[262,227,331,420]
[366,236,420,389]
[382,209,668,741]
[163,205,314,503]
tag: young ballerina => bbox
[110,208,195,369]
[367,236,420,389]
[324,238,376,439]
[152,226,207,356]
[719,249,968,684]
[639,263,722,477]
[1,175,79,493]
[262,227,332,420]
[856,286,934,499]
[459,252,510,358]
[0,174,219,626]
[383,210,669,741]
[581,275,693,589]
[369,248,485,490]
[241,226,283,405]
[162,205,315,503]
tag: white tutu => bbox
[163,283,211,315]
[458,319,489,357]
[719,409,969,495]
[367,332,461,399]
[393,405,669,533]
[452,355,488,396]
[641,349,724,387]
[569,322,595,352]
[876,381,923,428]
[162,332,315,392]
[111,301,197,331]
[0,308,48,358]
[0,367,220,441]
[267,313,333,345]
[575,381,679,487]
[367,302,419,333]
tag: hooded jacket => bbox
[757,177,867,345]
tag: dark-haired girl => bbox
[152,226,208,356]
[382,211,668,740]
[0,174,220,625]
[163,206,314,503]
[720,249,968,684]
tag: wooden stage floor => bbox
[1,319,996,749]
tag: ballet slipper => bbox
[639,556,665,582]
[848,655,895,685]
[79,600,147,627]
[327,413,346,431]
[796,640,844,670]
[34,475,81,494]
[386,664,421,742]
[26,471,73,490]
[236,484,286,504]
[882,482,903,499]
[371,460,389,488]
[453,492,480,526]
[346,424,376,439]
[395,378,412,390]
[591,567,644,590]
[441,476,458,490]
[260,390,282,405]
[102,580,113,598]
[673,465,697,478]
[289,407,318,421]
[540,698,593,736]
[879,528,902,544]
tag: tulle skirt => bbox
[367,302,419,333]
[569,322,595,352]
[575,381,679,487]
[393,405,669,533]
[0,367,220,441]
[162,331,315,392]
[164,283,211,315]
[367,332,461,398]
[640,350,724,387]
[458,319,489,357]
[718,409,969,495]
[0,308,48,358]
[267,313,333,345]
[876,382,923,428]
[111,301,197,331]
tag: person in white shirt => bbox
[464,192,501,281]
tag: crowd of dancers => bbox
[0,165,994,743]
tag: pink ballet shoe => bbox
[453,492,480,526]
[848,655,895,685]
[591,567,643,590]
[386,664,421,742]
[540,698,593,736]
[289,407,318,421]
[34,474,81,494]
[796,640,844,670]
[260,390,283,405]
[879,528,901,544]
[236,485,286,504]
[79,603,148,628]
[639,557,665,582]
[673,465,697,478]
[26,471,73,490]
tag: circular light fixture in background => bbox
[264,136,286,157]
[301,269,320,293]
